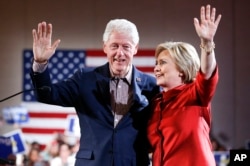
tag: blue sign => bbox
[3,106,29,125]
[214,151,229,165]
[0,136,12,159]
[4,129,26,154]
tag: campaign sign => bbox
[0,136,12,159]
[65,115,80,137]
[214,151,229,165]
[4,129,26,154]
[229,149,250,166]
[3,106,29,124]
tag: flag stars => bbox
[23,50,85,101]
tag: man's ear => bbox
[133,44,139,55]
[103,43,107,54]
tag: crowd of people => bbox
[11,133,79,166]
[2,132,229,166]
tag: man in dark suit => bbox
[30,19,160,166]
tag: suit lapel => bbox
[130,67,149,112]
[95,64,112,111]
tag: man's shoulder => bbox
[75,63,110,78]
[132,69,158,90]
[133,66,155,80]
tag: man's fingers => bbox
[41,22,47,38]
[52,39,61,51]
[46,23,52,39]
[38,22,42,39]
[32,29,37,42]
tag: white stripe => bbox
[133,57,155,66]
[23,133,55,145]
[86,57,155,67]
[86,57,107,66]
[21,102,75,113]
[20,118,68,129]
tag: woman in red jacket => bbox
[147,4,222,166]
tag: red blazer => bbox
[147,68,218,166]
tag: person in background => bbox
[40,133,62,163]
[69,139,80,161]
[30,19,160,166]
[25,146,48,166]
[50,143,75,166]
[147,4,222,166]
[0,154,16,166]
[210,136,227,151]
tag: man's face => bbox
[103,31,138,77]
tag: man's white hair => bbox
[103,19,139,45]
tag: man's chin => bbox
[113,70,125,74]
[113,66,126,72]
[112,68,126,76]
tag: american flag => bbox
[20,49,155,149]
[22,50,86,101]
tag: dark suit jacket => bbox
[30,63,160,166]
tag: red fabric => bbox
[147,68,218,166]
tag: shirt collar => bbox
[125,65,132,84]
[110,64,132,85]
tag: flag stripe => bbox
[20,118,69,129]
[86,57,155,70]
[21,128,65,134]
[137,67,154,73]
[28,112,75,118]
[86,49,155,56]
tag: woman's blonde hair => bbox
[155,41,200,83]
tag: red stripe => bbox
[85,66,154,73]
[28,112,75,118]
[85,50,104,56]
[137,50,155,56]
[86,49,155,56]
[137,66,154,72]
[22,127,65,134]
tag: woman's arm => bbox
[194,4,222,79]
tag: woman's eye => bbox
[158,60,167,65]
[160,61,165,65]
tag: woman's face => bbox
[103,31,138,77]
[154,50,183,91]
